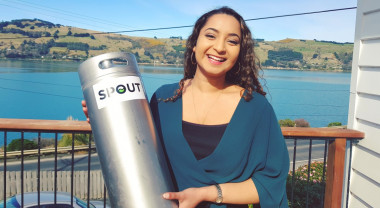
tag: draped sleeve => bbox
[149,85,180,191]
[250,103,289,207]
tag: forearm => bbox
[202,178,259,205]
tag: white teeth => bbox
[208,55,226,62]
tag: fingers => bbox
[163,190,201,208]
[163,192,181,200]
[81,100,90,124]
[82,106,88,115]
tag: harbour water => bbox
[0,60,351,143]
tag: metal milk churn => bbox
[78,52,176,208]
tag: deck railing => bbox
[0,118,364,208]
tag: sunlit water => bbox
[0,60,351,143]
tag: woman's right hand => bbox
[81,100,90,123]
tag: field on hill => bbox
[0,19,353,71]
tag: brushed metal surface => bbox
[79,52,177,208]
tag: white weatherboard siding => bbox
[346,0,380,207]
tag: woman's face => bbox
[193,14,241,79]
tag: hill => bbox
[0,19,353,71]
[255,38,353,71]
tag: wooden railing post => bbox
[324,138,347,208]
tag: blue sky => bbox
[0,0,357,42]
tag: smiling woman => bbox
[81,6,290,208]
[148,6,289,208]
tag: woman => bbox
[149,7,289,208]
[83,7,289,208]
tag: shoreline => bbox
[0,58,349,73]
[263,66,346,73]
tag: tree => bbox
[327,122,342,127]
[295,118,310,127]
[263,59,275,66]
[53,30,59,39]
[333,52,339,59]
[279,119,295,127]
[134,52,140,62]
[67,30,72,36]
[58,133,90,147]
[144,51,154,59]
[7,139,38,151]
[268,49,303,62]
[73,33,90,37]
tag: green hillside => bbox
[0,19,353,71]
[256,38,353,71]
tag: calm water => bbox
[0,60,351,143]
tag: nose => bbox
[213,38,226,54]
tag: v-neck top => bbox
[182,120,228,160]
[150,83,289,208]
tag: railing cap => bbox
[0,118,91,132]
[0,118,365,139]
[282,127,364,139]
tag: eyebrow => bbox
[205,28,241,40]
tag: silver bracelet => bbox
[214,184,223,204]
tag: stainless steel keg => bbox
[78,52,176,208]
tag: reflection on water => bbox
[0,60,185,74]
[264,69,351,85]
[0,59,80,73]
[0,59,351,129]
[139,65,183,74]
[0,60,350,85]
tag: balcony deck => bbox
[0,118,364,208]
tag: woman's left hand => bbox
[163,187,208,208]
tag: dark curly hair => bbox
[165,6,266,102]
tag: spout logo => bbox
[92,76,145,109]
[117,85,126,93]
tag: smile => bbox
[207,55,226,63]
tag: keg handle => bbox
[98,57,129,70]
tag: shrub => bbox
[58,133,90,147]
[279,119,295,127]
[32,138,56,148]
[295,118,310,127]
[327,122,342,127]
[287,162,326,208]
[7,138,38,151]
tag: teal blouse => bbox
[150,83,289,208]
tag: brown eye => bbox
[205,34,215,39]
[228,40,239,45]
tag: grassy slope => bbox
[256,38,353,70]
[0,20,352,70]
[0,20,184,58]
